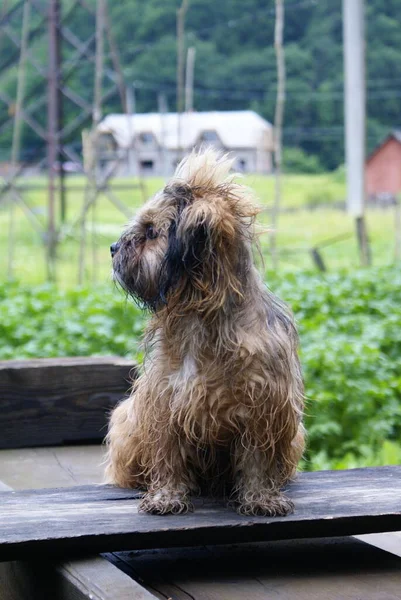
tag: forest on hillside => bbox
[1,0,400,169]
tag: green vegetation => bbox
[2,266,401,471]
[272,268,401,470]
[1,0,399,169]
[283,148,324,174]
[1,170,399,285]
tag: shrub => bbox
[283,147,324,174]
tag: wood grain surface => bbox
[109,537,401,600]
[0,357,137,449]
[0,445,157,600]
[1,466,400,561]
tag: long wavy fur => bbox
[105,149,305,516]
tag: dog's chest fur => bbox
[164,350,256,445]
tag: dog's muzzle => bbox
[110,242,120,258]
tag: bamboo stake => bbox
[176,0,188,159]
[78,0,104,284]
[270,0,285,271]
[8,0,30,280]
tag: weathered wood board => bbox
[109,537,401,600]
[0,357,137,449]
[1,466,400,561]
[0,447,157,600]
[0,446,105,490]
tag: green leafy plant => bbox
[1,265,401,470]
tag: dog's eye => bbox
[145,224,158,240]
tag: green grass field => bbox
[0,172,397,285]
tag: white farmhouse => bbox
[97,110,273,176]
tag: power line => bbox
[130,78,401,102]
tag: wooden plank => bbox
[0,446,105,489]
[0,357,137,449]
[0,558,157,600]
[109,537,401,600]
[1,466,401,561]
[0,447,157,600]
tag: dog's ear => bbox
[159,183,200,303]
[179,195,238,254]
[160,186,244,311]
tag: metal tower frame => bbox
[0,0,144,281]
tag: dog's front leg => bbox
[139,438,195,515]
[232,446,294,517]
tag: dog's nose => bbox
[110,242,120,257]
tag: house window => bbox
[98,133,117,153]
[140,160,154,172]
[139,132,154,145]
[199,130,220,143]
[238,158,247,172]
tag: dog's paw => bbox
[139,489,194,515]
[235,492,294,517]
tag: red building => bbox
[366,131,401,198]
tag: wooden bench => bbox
[1,358,401,599]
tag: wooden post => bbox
[343,0,371,266]
[104,1,127,113]
[7,0,30,280]
[176,0,188,159]
[47,0,62,282]
[92,0,104,167]
[79,129,91,285]
[91,0,105,283]
[78,0,104,284]
[185,46,196,113]
[311,247,327,272]
[126,85,135,175]
[158,92,168,178]
[270,0,285,271]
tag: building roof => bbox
[367,129,401,163]
[97,110,273,151]
[392,130,401,144]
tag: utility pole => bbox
[185,46,196,113]
[176,0,188,158]
[270,0,285,271]
[343,0,371,266]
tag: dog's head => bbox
[111,149,259,314]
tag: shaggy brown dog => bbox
[105,149,305,516]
